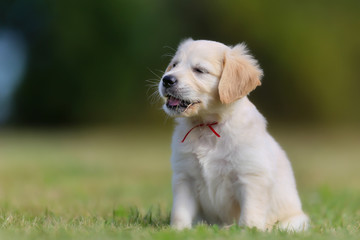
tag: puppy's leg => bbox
[171,174,198,230]
[235,176,270,231]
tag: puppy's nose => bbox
[162,75,177,88]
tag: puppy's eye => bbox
[167,62,178,72]
[193,67,207,74]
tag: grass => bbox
[0,125,359,239]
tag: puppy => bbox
[158,39,309,232]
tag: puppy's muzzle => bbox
[162,75,178,89]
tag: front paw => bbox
[171,217,192,230]
[277,213,310,232]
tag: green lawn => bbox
[0,125,359,239]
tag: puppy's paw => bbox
[277,213,310,232]
[171,217,192,230]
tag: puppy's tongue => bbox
[168,96,180,106]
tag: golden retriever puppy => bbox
[158,39,309,232]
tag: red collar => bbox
[181,122,221,143]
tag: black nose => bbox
[162,75,177,88]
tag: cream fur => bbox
[158,39,309,232]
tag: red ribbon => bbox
[181,122,220,143]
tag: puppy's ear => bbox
[218,44,263,104]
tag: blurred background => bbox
[0,0,359,126]
[0,0,359,219]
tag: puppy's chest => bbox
[185,133,234,181]
[183,136,238,223]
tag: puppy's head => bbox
[159,39,263,117]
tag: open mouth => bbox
[166,95,200,112]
